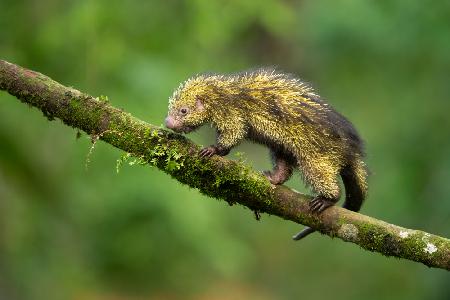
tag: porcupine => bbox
[165,69,368,240]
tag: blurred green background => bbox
[1,0,449,299]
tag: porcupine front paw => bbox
[199,146,218,158]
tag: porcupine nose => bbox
[165,116,175,129]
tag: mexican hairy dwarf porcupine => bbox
[165,69,368,240]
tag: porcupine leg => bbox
[263,149,295,185]
[292,160,341,240]
[300,159,341,213]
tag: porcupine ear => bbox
[196,96,205,111]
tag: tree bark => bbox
[0,59,449,271]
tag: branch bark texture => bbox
[0,59,449,271]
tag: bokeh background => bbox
[1,0,450,299]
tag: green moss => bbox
[355,222,386,252]
[356,222,429,264]
[98,95,109,102]
[69,98,81,110]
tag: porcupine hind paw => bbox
[309,196,337,213]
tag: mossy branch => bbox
[0,59,449,271]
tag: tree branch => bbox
[0,59,449,271]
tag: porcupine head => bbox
[165,77,212,134]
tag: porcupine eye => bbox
[179,107,188,115]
